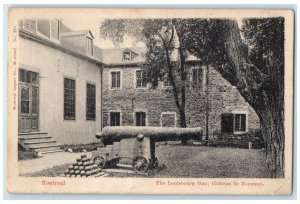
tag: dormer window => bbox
[86,37,93,56]
[50,19,60,40]
[123,51,131,61]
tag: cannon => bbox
[92,126,202,173]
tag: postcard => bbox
[7,8,294,194]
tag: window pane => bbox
[21,101,30,114]
[111,72,121,88]
[64,78,76,120]
[32,88,39,114]
[136,70,147,88]
[31,72,39,85]
[192,68,203,86]
[123,52,131,60]
[19,69,25,82]
[87,37,93,56]
[86,84,96,120]
[51,19,59,40]
[234,114,246,132]
[136,112,146,126]
[110,112,120,126]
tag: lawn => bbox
[20,145,269,178]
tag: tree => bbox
[100,19,193,144]
[185,18,285,178]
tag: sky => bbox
[61,18,244,49]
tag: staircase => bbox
[18,132,63,154]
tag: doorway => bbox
[18,69,39,133]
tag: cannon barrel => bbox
[96,126,202,145]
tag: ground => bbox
[19,145,268,178]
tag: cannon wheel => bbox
[93,156,106,169]
[133,156,149,173]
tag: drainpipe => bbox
[205,65,210,145]
[100,64,104,131]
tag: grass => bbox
[20,145,269,178]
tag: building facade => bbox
[101,48,260,139]
[18,19,103,149]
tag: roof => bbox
[61,29,94,38]
[101,47,147,65]
[101,47,200,66]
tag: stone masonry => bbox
[102,64,260,140]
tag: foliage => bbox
[18,144,39,160]
[61,143,104,153]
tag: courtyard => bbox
[20,145,268,178]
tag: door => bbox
[18,69,39,133]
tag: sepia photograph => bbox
[6,8,294,194]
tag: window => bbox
[64,78,76,120]
[136,112,146,126]
[123,51,131,60]
[50,19,60,40]
[111,71,121,89]
[161,112,177,127]
[86,83,96,120]
[235,114,246,132]
[192,68,203,87]
[86,37,93,56]
[19,69,39,85]
[110,112,121,126]
[221,113,247,134]
[136,70,147,88]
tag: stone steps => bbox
[18,132,63,154]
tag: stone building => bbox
[101,47,260,139]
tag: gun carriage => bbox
[92,126,202,173]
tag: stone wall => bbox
[102,66,260,140]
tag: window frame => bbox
[134,69,147,89]
[63,76,76,121]
[221,111,248,134]
[134,111,147,126]
[190,66,205,91]
[123,51,131,61]
[109,70,122,90]
[109,111,122,126]
[86,82,96,121]
[50,19,60,42]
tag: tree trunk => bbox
[258,105,285,178]
[217,20,285,178]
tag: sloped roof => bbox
[101,47,147,65]
[61,29,94,38]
